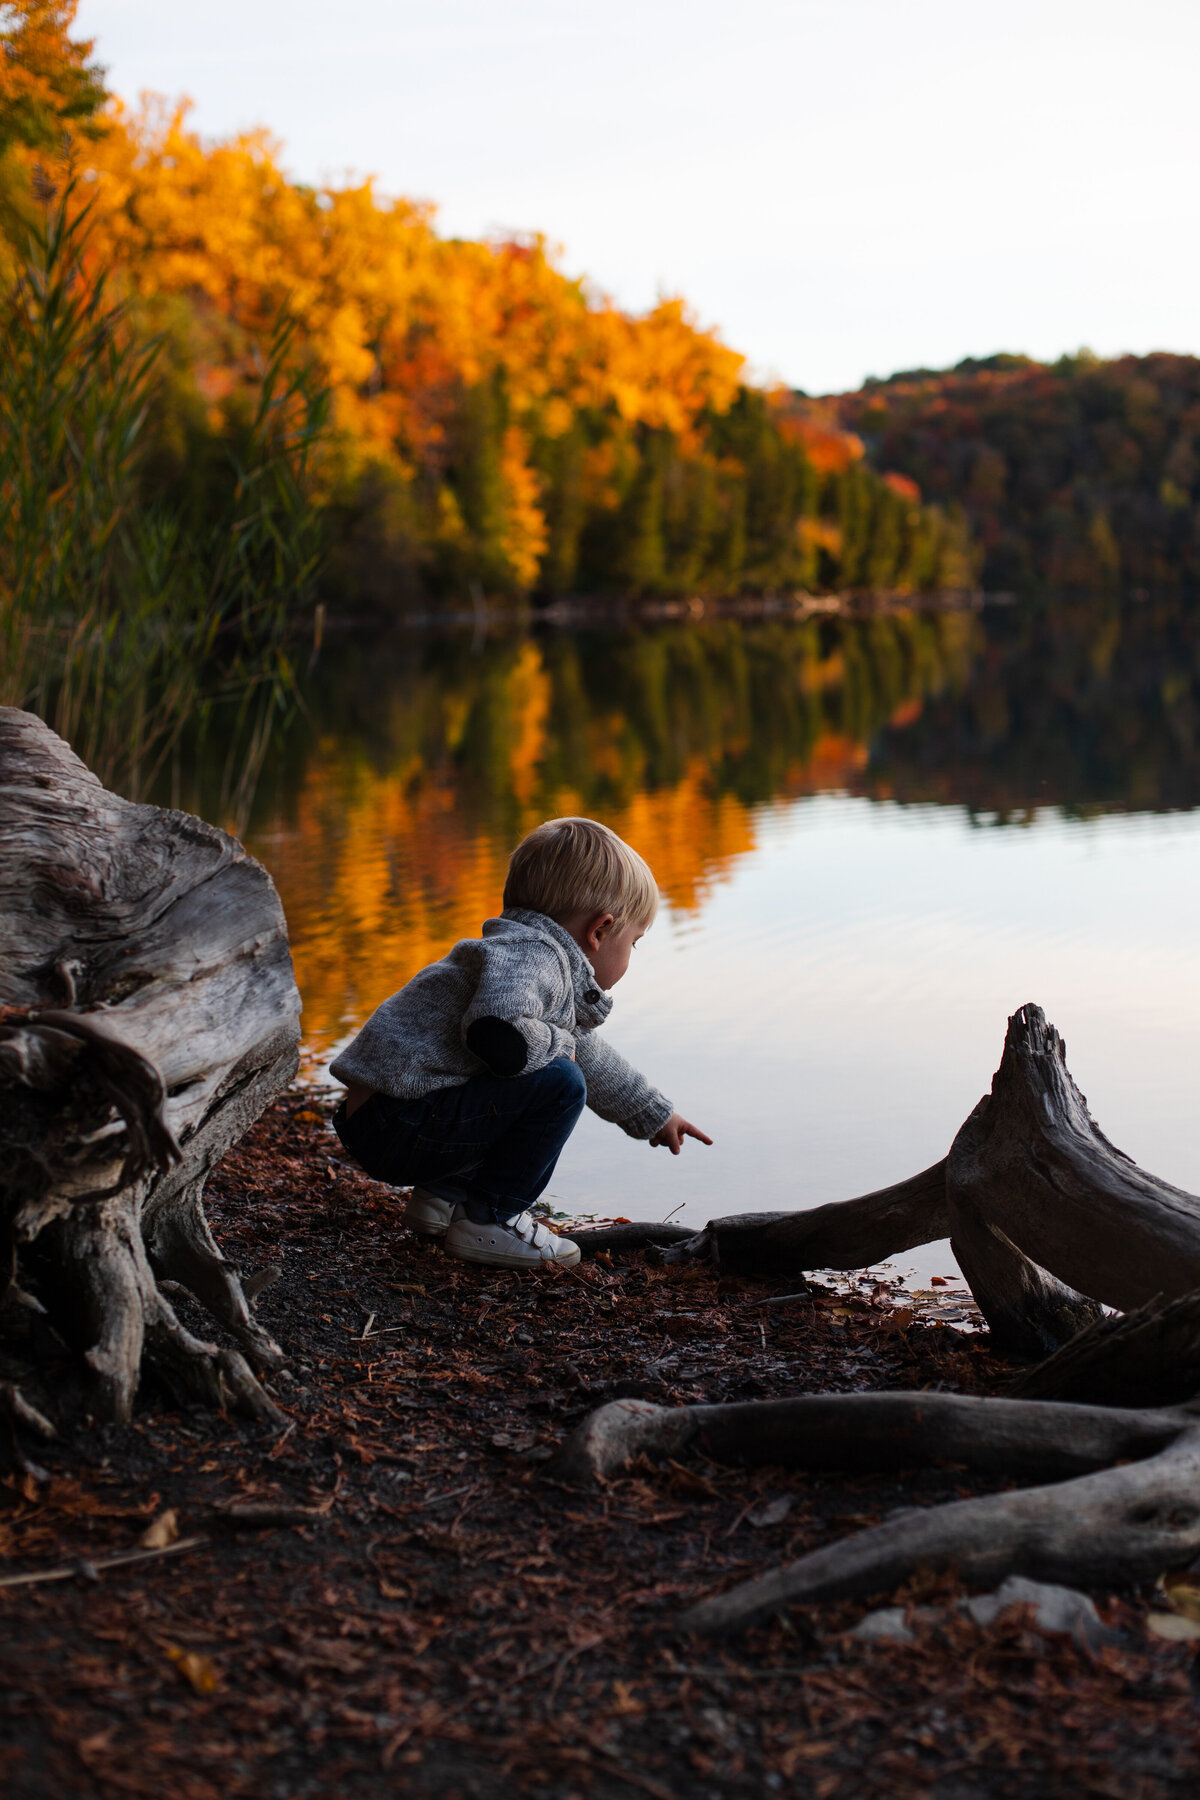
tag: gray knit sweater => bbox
[328,908,672,1140]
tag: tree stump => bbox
[947,1004,1200,1321]
[0,708,300,1425]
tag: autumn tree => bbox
[838,352,1200,594]
[0,1,105,224]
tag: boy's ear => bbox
[587,911,616,948]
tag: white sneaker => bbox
[444,1211,581,1269]
[404,1187,464,1238]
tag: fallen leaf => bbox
[665,1459,719,1499]
[930,1276,948,1287]
[1161,1571,1200,1623]
[165,1645,221,1694]
[76,1730,115,1759]
[1146,1612,1200,1642]
[883,1307,916,1331]
[779,1740,836,1777]
[610,1678,644,1715]
[140,1509,180,1549]
[293,1109,324,1125]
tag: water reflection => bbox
[862,598,1200,820]
[232,611,978,1050]
[189,597,1200,1061]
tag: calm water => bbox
[211,598,1200,1276]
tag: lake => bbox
[214,597,1200,1279]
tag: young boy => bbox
[330,817,712,1269]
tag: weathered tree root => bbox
[572,1222,697,1257]
[0,1382,57,1443]
[651,1160,949,1278]
[678,1418,1200,1637]
[43,1190,285,1425]
[549,1391,1184,1488]
[1010,1287,1200,1407]
[548,1390,1200,1637]
[0,1378,58,1477]
[0,708,300,1424]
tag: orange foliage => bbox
[72,98,744,503]
[0,2,101,157]
[785,421,864,474]
[770,392,865,474]
[882,470,922,503]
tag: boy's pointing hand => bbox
[650,1113,714,1155]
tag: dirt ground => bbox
[3,1095,1200,1799]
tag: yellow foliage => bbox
[498,427,548,592]
[796,518,843,558]
[0,2,100,155]
[68,98,743,514]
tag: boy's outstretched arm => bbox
[573,1033,712,1151]
[649,1113,714,1155]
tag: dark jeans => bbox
[333,1056,587,1224]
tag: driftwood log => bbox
[571,1161,950,1268]
[0,708,300,1426]
[555,1004,1200,1633]
[594,1005,1199,1359]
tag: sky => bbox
[75,0,1200,394]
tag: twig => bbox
[212,1503,331,1529]
[0,1535,206,1591]
[739,1291,812,1310]
[723,1499,758,1539]
[267,1420,296,1458]
[0,1382,56,1440]
[514,1628,607,1688]
[413,1482,475,1511]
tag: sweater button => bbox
[585,988,600,1003]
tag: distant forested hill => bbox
[833,352,1200,594]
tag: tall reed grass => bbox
[0,184,328,808]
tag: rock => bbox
[963,1576,1117,1651]
[847,1577,1120,1654]
[747,1495,794,1528]
[847,1606,916,1645]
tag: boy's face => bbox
[584,914,647,990]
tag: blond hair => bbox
[504,817,659,929]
